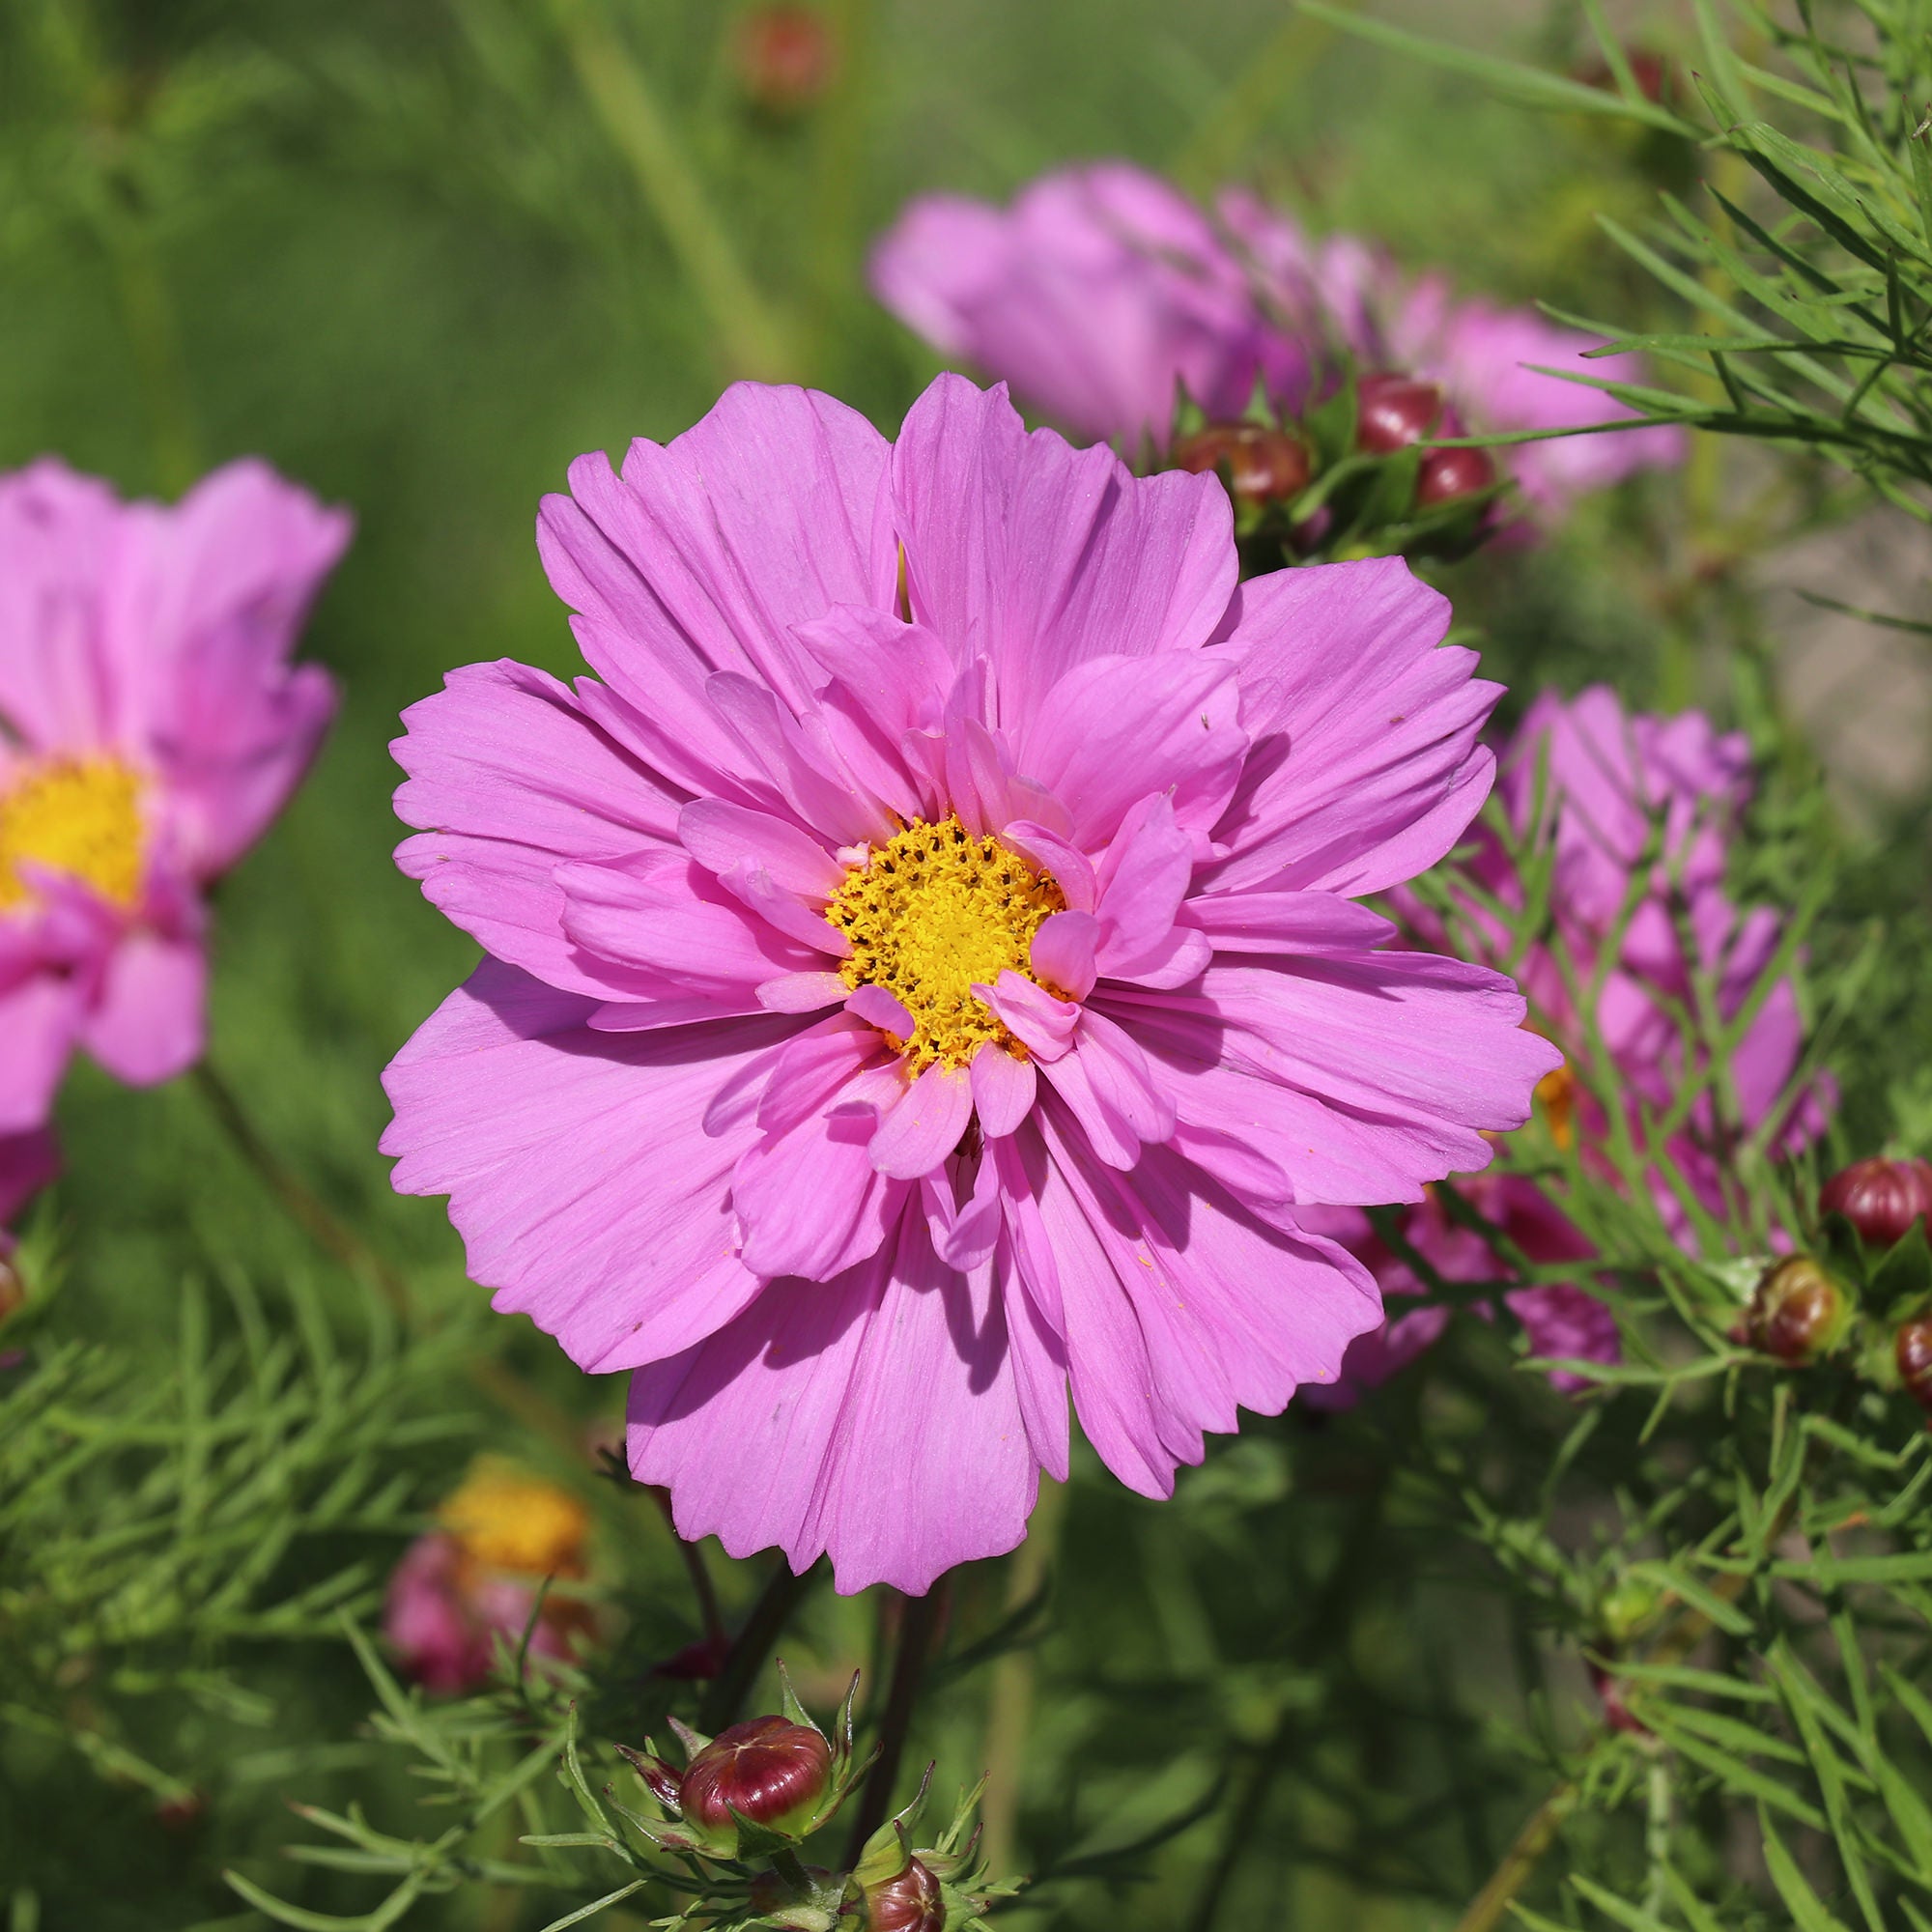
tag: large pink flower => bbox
[0,459,350,1130]
[382,374,1560,1594]
[869,163,1323,447]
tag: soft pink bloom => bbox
[1298,1174,1612,1408]
[0,459,349,1130]
[1405,685,1829,1241]
[382,373,1560,1594]
[383,1532,583,1694]
[870,163,1324,448]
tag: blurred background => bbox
[4,1,1923,1924]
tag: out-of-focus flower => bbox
[1404,685,1830,1242]
[0,459,348,1131]
[1895,1319,1932,1413]
[1746,1255,1850,1365]
[869,163,1325,447]
[383,372,1558,1595]
[733,4,835,116]
[1298,1172,1613,1406]
[1821,1155,1932,1250]
[383,1459,592,1693]
[0,1127,58,1322]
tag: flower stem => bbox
[1451,1776,1584,1932]
[842,1581,949,1865]
[649,1487,726,1650]
[698,1559,822,1735]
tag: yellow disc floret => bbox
[440,1458,591,1576]
[0,755,147,914]
[828,814,1065,1074]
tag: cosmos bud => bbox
[1820,1155,1932,1250]
[734,4,835,115]
[1747,1255,1850,1365]
[1896,1320,1932,1412]
[1416,444,1498,506]
[1171,422,1311,506]
[1355,372,1444,453]
[678,1716,833,1843]
[857,1855,947,1931]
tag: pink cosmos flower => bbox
[0,458,350,1131]
[382,373,1561,1595]
[1406,685,1828,1241]
[1297,1174,1613,1409]
[869,163,1324,448]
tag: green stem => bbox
[549,0,792,381]
[842,1581,949,1865]
[978,1478,1065,1874]
[698,1559,822,1734]
[1451,1776,1584,1932]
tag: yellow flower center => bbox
[0,756,147,914]
[440,1460,590,1576]
[1536,1063,1576,1151]
[827,814,1065,1074]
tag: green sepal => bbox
[1869,1222,1932,1316]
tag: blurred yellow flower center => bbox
[828,814,1065,1074]
[0,756,146,914]
[440,1461,590,1576]
[1536,1063,1577,1151]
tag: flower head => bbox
[383,1459,592,1693]
[383,373,1559,1593]
[0,459,349,1130]
[869,164,1323,448]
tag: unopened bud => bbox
[1587,1662,1651,1738]
[859,1856,946,1931]
[1416,444,1498,507]
[734,5,835,115]
[1896,1320,1932,1412]
[653,1633,732,1680]
[1575,49,1672,105]
[1355,371,1443,453]
[1747,1255,1850,1365]
[679,1716,832,1841]
[1820,1155,1932,1250]
[1172,422,1311,506]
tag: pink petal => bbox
[870,1063,973,1179]
[79,929,207,1086]
[976,970,1079,1062]
[970,1044,1037,1137]
[0,1126,59,1221]
[1030,912,1097,1001]
[0,970,83,1133]
[679,799,844,899]
[629,1208,1037,1595]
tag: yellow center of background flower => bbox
[828,814,1065,1074]
[440,1458,590,1576]
[1536,1063,1577,1151]
[0,756,147,914]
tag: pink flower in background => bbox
[0,1127,58,1315]
[383,371,1560,1594]
[869,163,1324,447]
[384,1461,592,1694]
[1298,1174,1613,1409]
[0,459,349,1131]
[1406,685,1829,1241]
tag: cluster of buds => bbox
[613,1673,1018,1929]
[1163,362,1502,572]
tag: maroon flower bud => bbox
[1747,1255,1850,1365]
[155,1790,207,1832]
[0,1246,22,1326]
[734,5,835,115]
[1896,1320,1932,1411]
[1820,1156,1932,1250]
[1355,372,1443,453]
[859,1856,946,1931]
[1171,422,1310,505]
[1575,50,1672,105]
[678,1715,832,1839]
[1416,445,1498,507]
[1587,1662,1651,1738]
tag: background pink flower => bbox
[383,373,1560,1594]
[870,163,1323,446]
[0,459,350,1130]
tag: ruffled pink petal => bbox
[0,969,84,1133]
[628,1207,1037,1595]
[538,384,891,724]
[382,959,782,1373]
[1018,656,1244,853]
[678,799,844,899]
[869,1063,973,1179]
[102,459,351,871]
[970,1045,1037,1137]
[976,970,1079,1061]
[394,661,686,998]
[1022,1109,1380,1493]
[1029,913,1097,1002]
[1186,890,1396,953]
[1208,557,1500,896]
[79,928,207,1086]
[889,375,1236,721]
[1037,1012,1176,1170]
